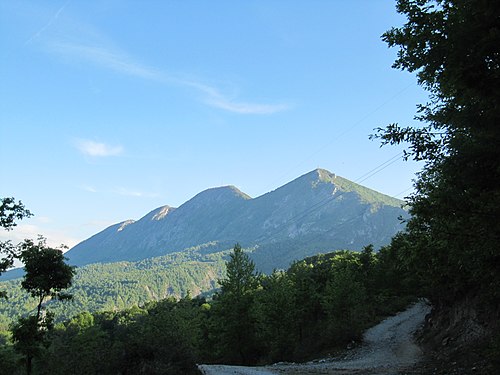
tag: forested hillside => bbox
[0,245,227,328]
[0,244,417,374]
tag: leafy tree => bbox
[255,270,297,362]
[287,259,323,349]
[0,343,21,375]
[0,197,32,298]
[17,237,75,321]
[11,236,75,375]
[372,237,419,315]
[10,314,54,375]
[322,266,368,343]
[374,0,500,304]
[119,303,199,375]
[0,198,32,230]
[42,301,201,375]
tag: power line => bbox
[256,152,406,244]
[266,83,414,192]
[392,186,414,199]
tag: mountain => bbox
[65,168,407,272]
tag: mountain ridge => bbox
[62,168,407,272]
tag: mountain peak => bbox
[284,168,402,208]
[279,168,336,190]
[189,185,251,202]
[306,168,337,183]
[294,168,336,181]
[152,206,175,221]
[118,220,135,232]
[140,205,176,222]
[313,168,337,182]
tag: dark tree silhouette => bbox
[374,0,500,303]
[0,197,32,298]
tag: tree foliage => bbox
[18,237,75,320]
[212,244,261,364]
[0,249,228,327]
[10,313,54,375]
[210,247,415,364]
[0,198,32,231]
[10,237,75,375]
[0,245,416,372]
[374,0,500,304]
[0,197,32,298]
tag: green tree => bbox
[0,198,32,230]
[18,237,75,321]
[255,271,297,362]
[10,314,54,375]
[119,303,199,375]
[322,266,368,343]
[219,244,259,297]
[287,259,323,351]
[0,198,32,298]
[372,237,419,314]
[11,236,75,375]
[212,244,260,364]
[374,0,500,303]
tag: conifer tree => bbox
[213,244,260,364]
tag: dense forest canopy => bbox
[1,245,416,374]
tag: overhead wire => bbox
[256,151,406,244]
[392,186,414,199]
[265,83,414,192]
[252,82,417,246]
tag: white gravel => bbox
[198,365,278,375]
[198,301,431,375]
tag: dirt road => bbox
[198,301,431,375]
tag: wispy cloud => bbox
[112,187,160,198]
[79,185,159,198]
[186,81,290,114]
[22,2,290,115]
[49,42,162,80]
[207,99,290,115]
[51,40,289,114]
[75,139,123,157]
[25,0,70,45]
[80,185,98,193]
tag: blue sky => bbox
[1,1,427,249]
